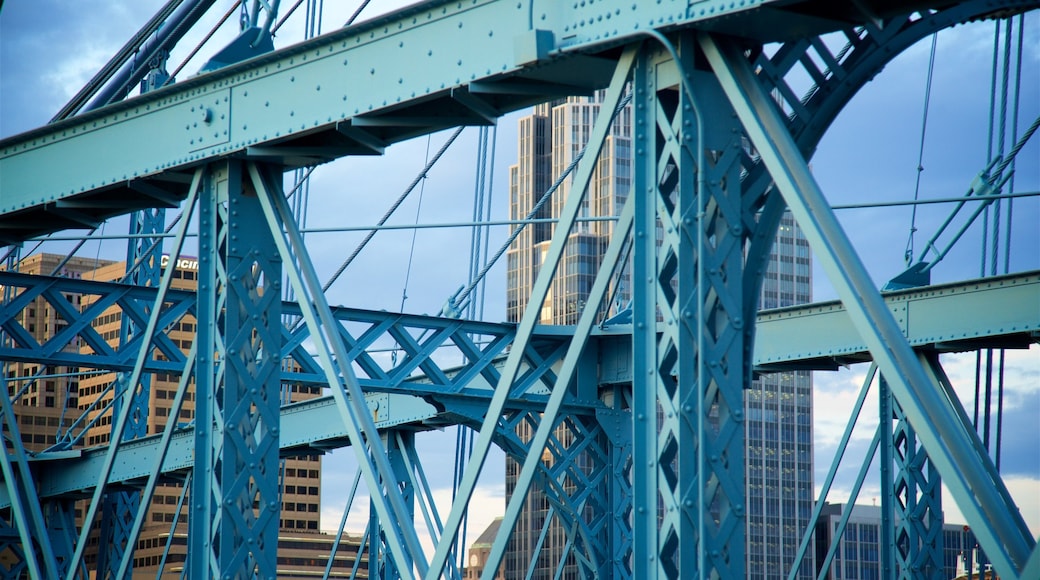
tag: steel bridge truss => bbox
[1,1,1038,578]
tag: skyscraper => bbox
[505,98,814,579]
[506,95,632,326]
[746,212,815,579]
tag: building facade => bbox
[505,99,814,579]
[1,253,118,453]
[814,502,982,580]
[506,95,632,326]
[746,212,815,579]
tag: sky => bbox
[1,0,1038,564]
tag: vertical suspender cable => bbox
[400,135,433,315]
[903,33,939,266]
[995,13,1025,473]
[974,20,1002,433]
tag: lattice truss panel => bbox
[0,272,569,404]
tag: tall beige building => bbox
[2,253,117,452]
[506,94,632,326]
[504,94,632,579]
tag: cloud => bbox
[941,475,1040,539]
[811,346,1039,537]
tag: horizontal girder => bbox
[0,270,569,404]
[0,392,439,508]
[3,269,1036,382]
[2,0,1029,241]
[754,271,1040,370]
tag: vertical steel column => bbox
[0,374,57,580]
[372,431,416,580]
[96,205,164,579]
[190,160,282,578]
[633,34,748,578]
[891,392,945,579]
[0,245,57,578]
[879,377,896,580]
[596,406,634,578]
[190,162,222,578]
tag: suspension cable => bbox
[344,0,373,27]
[996,13,1027,473]
[322,127,464,294]
[399,135,433,315]
[164,2,239,85]
[903,32,939,266]
[444,93,633,317]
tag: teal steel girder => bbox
[477,51,637,580]
[252,159,431,576]
[188,160,283,578]
[3,0,1035,241]
[442,405,621,579]
[888,386,946,580]
[0,393,439,509]
[0,1,1036,577]
[368,431,417,580]
[0,269,572,405]
[95,206,166,580]
[755,271,1040,371]
[0,377,59,579]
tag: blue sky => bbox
[2,0,1038,555]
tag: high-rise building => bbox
[504,98,814,579]
[506,95,632,326]
[746,212,815,579]
[3,252,365,578]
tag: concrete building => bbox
[466,517,506,580]
[814,502,982,580]
[504,98,814,579]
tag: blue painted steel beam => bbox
[63,175,199,579]
[425,45,637,579]
[754,271,1040,371]
[4,1,1033,240]
[0,393,439,509]
[251,161,428,576]
[481,153,637,577]
[0,270,572,401]
[0,378,58,579]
